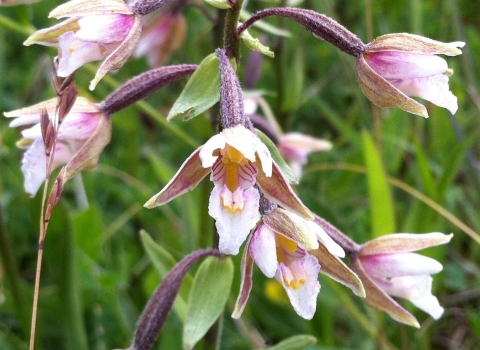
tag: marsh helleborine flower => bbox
[4,97,111,197]
[246,208,345,319]
[356,33,465,117]
[145,124,313,255]
[351,232,453,327]
[24,0,141,90]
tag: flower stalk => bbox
[236,7,365,57]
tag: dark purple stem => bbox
[130,248,224,350]
[99,65,197,115]
[314,215,360,258]
[236,7,365,57]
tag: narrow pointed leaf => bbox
[362,131,395,237]
[167,53,220,121]
[183,256,234,350]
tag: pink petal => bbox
[250,225,278,278]
[57,31,107,77]
[76,14,134,43]
[209,185,260,255]
[276,255,320,319]
[57,112,101,140]
[365,52,448,79]
[361,253,443,278]
[384,275,444,319]
[360,232,453,255]
[22,140,73,197]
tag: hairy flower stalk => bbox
[100,64,197,115]
[236,7,365,57]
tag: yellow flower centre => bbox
[281,261,307,290]
[221,145,249,192]
[275,234,298,263]
[220,187,244,214]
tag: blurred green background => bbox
[1,0,479,349]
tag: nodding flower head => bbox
[351,232,453,327]
[24,0,142,90]
[356,33,465,117]
[4,97,111,197]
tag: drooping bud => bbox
[237,8,365,57]
[100,64,197,115]
[128,249,223,350]
[216,48,254,131]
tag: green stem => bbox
[224,0,244,61]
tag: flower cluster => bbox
[3,0,466,347]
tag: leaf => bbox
[362,131,395,237]
[167,53,220,121]
[413,136,438,200]
[140,230,193,320]
[239,29,275,57]
[261,335,317,350]
[256,129,298,184]
[182,256,234,350]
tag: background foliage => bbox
[1,0,479,349]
